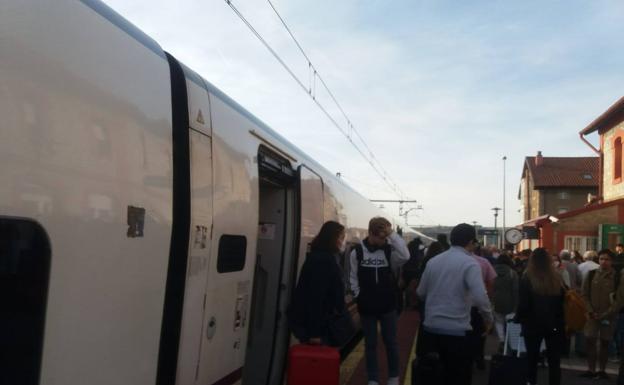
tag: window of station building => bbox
[565,236,582,253]
[557,191,570,200]
[614,137,622,183]
[0,217,51,383]
[564,235,598,254]
[217,234,247,273]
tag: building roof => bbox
[524,156,599,188]
[579,96,624,135]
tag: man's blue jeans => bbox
[361,310,399,382]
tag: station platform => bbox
[341,310,419,385]
[339,309,620,385]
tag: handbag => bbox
[326,309,356,347]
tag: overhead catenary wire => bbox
[265,0,404,197]
[224,0,407,200]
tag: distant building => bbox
[520,97,624,254]
[517,152,598,250]
[519,151,598,221]
[412,225,499,247]
[412,226,452,242]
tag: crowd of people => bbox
[413,229,624,385]
[288,218,624,385]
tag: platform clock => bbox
[504,228,523,245]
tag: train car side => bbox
[0,1,422,385]
[0,1,174,384]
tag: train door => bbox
[175,129,213,384]
[242,148,297,385]
[264,164,324,384]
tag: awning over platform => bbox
[518,214,556,227]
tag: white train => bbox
[0,1,431,384]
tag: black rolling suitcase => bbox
[411,352,443,385]
[488,321,527,385]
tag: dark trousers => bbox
[615,314,624,355]
[419,329,473,385]
[524,330,563,385]
[561,335,571,356]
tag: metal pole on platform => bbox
[502,156,507,249]
[492,207,501,248]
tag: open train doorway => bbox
[242,147,297,385]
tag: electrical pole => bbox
[370,199,418,218]
[472,221,479,243]
[503,156,507,248]
[492,207,501,247]
[403,205,423,225]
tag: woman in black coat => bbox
[288,221,347,345]
[515,247,565,385]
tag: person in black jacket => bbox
[515,247,565,385]
[350,217,410,385]
[288,221,347,345]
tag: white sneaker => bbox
[388,377,399,385]
[367,381,379,385]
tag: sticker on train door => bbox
[235,281,250,331]
[126,206,145,238]
[234,295,244,331]
[193,225,208,249]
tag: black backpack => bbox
[353,243,397,287]
[354,243,402,314]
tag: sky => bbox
[104,0,624,227]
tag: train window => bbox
[217,235,247,273]
[0,217,51,384]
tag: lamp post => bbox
[492,207,501,247]
[502,156,507,248]
[472,221,479,243]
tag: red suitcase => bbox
[287,344,340,385]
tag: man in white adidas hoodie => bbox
[350,217,410,385]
